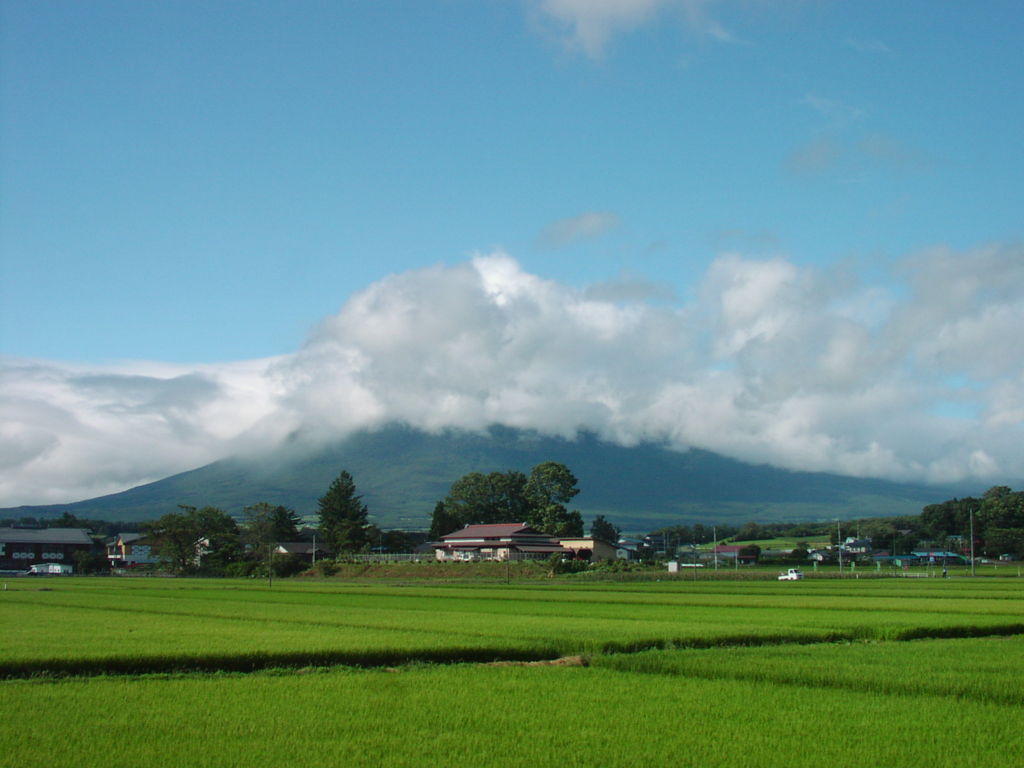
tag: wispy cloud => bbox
[3,244,1023,506]
[803,94,867,123]
[787,132,932,177]
[786,134,842,174]
[536,210,621,248]
[529,0,734,57]
[844,37,892,55]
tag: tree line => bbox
[13,473,1021,576]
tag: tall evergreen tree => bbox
[317,470,370,553]
[428,500,461,540]
[589,514,620,543]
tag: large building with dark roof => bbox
[0,527,94,572]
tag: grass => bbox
[3,641,1022,767]
[1,577,1022,766]
[3,578,1024,675]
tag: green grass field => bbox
[2,576,1022,766]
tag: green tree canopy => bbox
[244,502,301,547]
[921,486,1024,557]
[318,470,370,554]
[442,471,531,528]
[144,505,241,574]
[431,462,583,538]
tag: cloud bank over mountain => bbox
[2,245,1023,506]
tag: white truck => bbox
[28,563,73,575]
[778,568,804,581]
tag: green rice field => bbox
[2,576,1022,766]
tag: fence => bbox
[338,554,428,564]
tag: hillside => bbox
[1,424,966,530]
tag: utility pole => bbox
[836,521,843,577]
[970,506,976,577]
[713,526,718,570]
[268,542,273,588]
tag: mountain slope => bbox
[2,424,964,530]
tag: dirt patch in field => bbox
[484,655,589,668]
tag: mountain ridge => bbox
[1,424,973,531]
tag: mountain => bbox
[1,424,968,531]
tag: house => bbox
[842,538,873,556]
[615,539,643,561]
[558,537,617,562]
[434,523,567,562]
[0,527,94,572]
[107,532,160,568]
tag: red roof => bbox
[442,523,533,540]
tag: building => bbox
[841,538,873,556]
[107,532,160,568]
[712,545,759,565]
[911,550,966,565]
[558,536,618,562]
[0,527,94,572]
[434,523,567,561]
[615,539,643,561]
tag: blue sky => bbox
[4,0,1020,362]
[1,1,1022,505]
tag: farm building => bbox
[558,536,617,562]
[434,523,566,561]
[0,527,94,572]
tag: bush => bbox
[309,559,339,577]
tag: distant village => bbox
[1,518,1017,577]
[3,466,1021,577]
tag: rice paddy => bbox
[2,576,1022,766]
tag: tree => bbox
[589,515,620,543]
[443,471,531,527]
[524,462,583,537]
[984,527,1024,559]
[145,505,241,574]
[437,462,585,538]
[318,470,370,554]
[737,544,761,563]
[525,461,579,510]
[428,501,460,540]
[73,548,109,574]
[244,502,301,547]
[244,502,302,577]
[530,505,583,538]
[145,508,199,574]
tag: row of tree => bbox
[920,485,1024,558]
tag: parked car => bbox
[778,568,804,581]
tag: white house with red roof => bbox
[434,523,567,561]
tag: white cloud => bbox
[2,244,1023,506]
[529,0,733,57]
